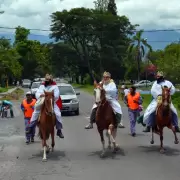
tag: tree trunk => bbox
[136,46,141,81]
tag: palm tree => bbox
[128,30,152,81]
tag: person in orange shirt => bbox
[21,92,36,144]
[124,86,143,137]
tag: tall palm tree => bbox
[128,30,152,81]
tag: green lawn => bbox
[0,87,8,93]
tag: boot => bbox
[143,126,150,132]
[26,139,30,144]
[31,137,34,142]
[57,129,64,138]
[118,123,125,128]
[85,123,93,129]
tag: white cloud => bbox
[0,0,180,35]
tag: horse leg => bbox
[41,131,47,161]
[51,128,55,152]
[170,125,179,144]
[159,128,164,153]
[112,128,120,151]
[108,124,118,153]
[106,131,111,149]
[150,127,155,144]
[99,129,105,158]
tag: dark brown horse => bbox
[38,90,56,161]
[150,86,179,153]
[94,82,119,158]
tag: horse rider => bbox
[27,74,64,138]
[124,86,143,136]
[0,100,14,118]
[85,71,123,129]
[21,91,36,144]
[143,71,180,133]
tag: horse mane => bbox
[38,91,55,140]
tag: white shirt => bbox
[124,89,130,96]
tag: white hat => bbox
[26,91,31,95]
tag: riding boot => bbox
[143,126,151,132]
[85,123,93,129]
[85,108,97,129]
[175,126,180,133]
[57,129,64,138]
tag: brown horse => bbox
[38,90,56,161]
[94,82,119,158]
[150,86,179,153]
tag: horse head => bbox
[161,85,171,107]
[44,90,54,116]
[94,81,106,103]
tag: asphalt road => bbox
[0,88,180,180]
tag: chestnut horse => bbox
[150,86,179,153]
[38,90,56,161]
[94,82,119,158]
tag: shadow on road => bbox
[30,150,66,161]
[138,145,180,156]
[88,148,126,159]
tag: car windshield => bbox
[31,82,40,88]
[59,86,75,95]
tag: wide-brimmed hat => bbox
[103,71,111,77]
[157,71,164,77]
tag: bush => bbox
[83,74,92,84]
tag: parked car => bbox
[133,80,152,87]
[30,81,41,99]
[57,83,80,115]
[22,79,31,88]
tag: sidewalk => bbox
[0,87,17,96]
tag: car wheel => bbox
[74,109,79,115]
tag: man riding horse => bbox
[27,74,64,138]
[85,71,122,129]
[143,71,180,133]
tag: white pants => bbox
[30,103,62,124]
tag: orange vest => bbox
[127,92,140,110]
[22,99,36,118]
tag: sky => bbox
[0,0,180,49]
[0,0,180,34]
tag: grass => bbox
[72,83,94,94]
[0,88,24,100]
[0,87,8,93]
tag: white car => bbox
[57,83,80,115]
[133,80,152,87]
[30,81,41,98]
[22,79,31,88]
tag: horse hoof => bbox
[100,153,106,158]
[42,159,47,162]
[114,144,120,151]
[160,149,165,154]
[107,145,111,149]
[150,140,154,144]
[174,140,179,144]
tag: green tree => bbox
[128,30,152,81]
[50,8,135,82]
[107,0,117,15]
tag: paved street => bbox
[0,89,180,180]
